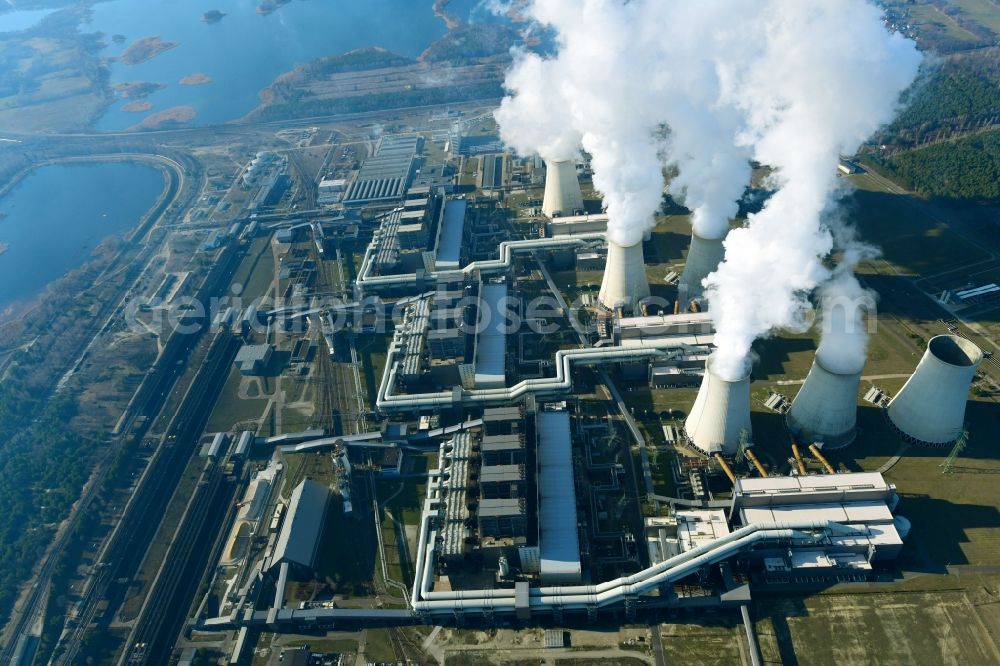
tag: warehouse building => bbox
[269,480,330,575]
[344,134,422,205]
[235,344,273,376]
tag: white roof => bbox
[735,472,888,496]
[741,501,894,526]
[536,409,581,583]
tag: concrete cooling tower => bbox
[677,233,726,303]
[598,241,651,310]
[685,358,752,455]
[786,351,863,449]
[887,335,983,446]
[541,159,584,218]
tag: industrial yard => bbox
[1,1,999,665]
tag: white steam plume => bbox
[494,51,581,162]
[494,0,920,379]
[495,0,674,247]
[815,219,880,375]
[704,0,921,380]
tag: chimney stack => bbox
[887,335,982,445]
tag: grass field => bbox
[947,0,1000,35]
[755,589,1000,666]
[660,620,744,665]
[204,367,269,432]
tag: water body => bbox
[0,162,164,316]
[0,7,55,32]
[89,0,452,131]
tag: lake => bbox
[89,0,454,131]
[0,161,164,317]
[0,6,55,33]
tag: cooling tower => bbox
[887,335,983,446]
[677,233,726,303]
[786,352,862,449]
[685,358,752,455]
[541,159,585,218]
[598,241,651,310]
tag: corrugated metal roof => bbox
[474,282,508,389]
[482,434,523,451]
[479,498,524,517]
[536,409,581,584]
[271,480,330,571]
[436,199,466,269]
[480,464,523,484]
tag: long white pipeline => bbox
[378,340,692,411]
[357,233,605,292]
[410,520,860,614]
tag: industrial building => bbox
[269,480,330,574]
[435,198,467,270]
[234,343,273,376]
[344,134,422,205]
[535,407,582,584]
[473,281,509,389]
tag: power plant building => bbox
[474,282,508,389]
[344,134,421,205]
[731,473,906,578]
[435,199,467,270]
[536,408,582,585]
[269,480,330,574]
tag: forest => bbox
[883,128,1000,200]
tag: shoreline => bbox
[0,154,179,326]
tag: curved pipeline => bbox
[357,233,606,293]
[410,517,863,614]
[377,340,695,411]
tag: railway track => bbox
[53,243,246,663]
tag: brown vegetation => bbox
[119,36,178,66]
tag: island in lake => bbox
[113,81,166,99]
[0,243,8,257]
[257,0,292,15]
[179,73,212,86]
[121,101,153,113]
[120,36,179,66]
[202,9,226,23]
[128,105,196,130]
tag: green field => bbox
[948,0,1000,35]
[660,620,744,666]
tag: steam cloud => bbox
[495,0,921,379]
[816,228,880,375]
